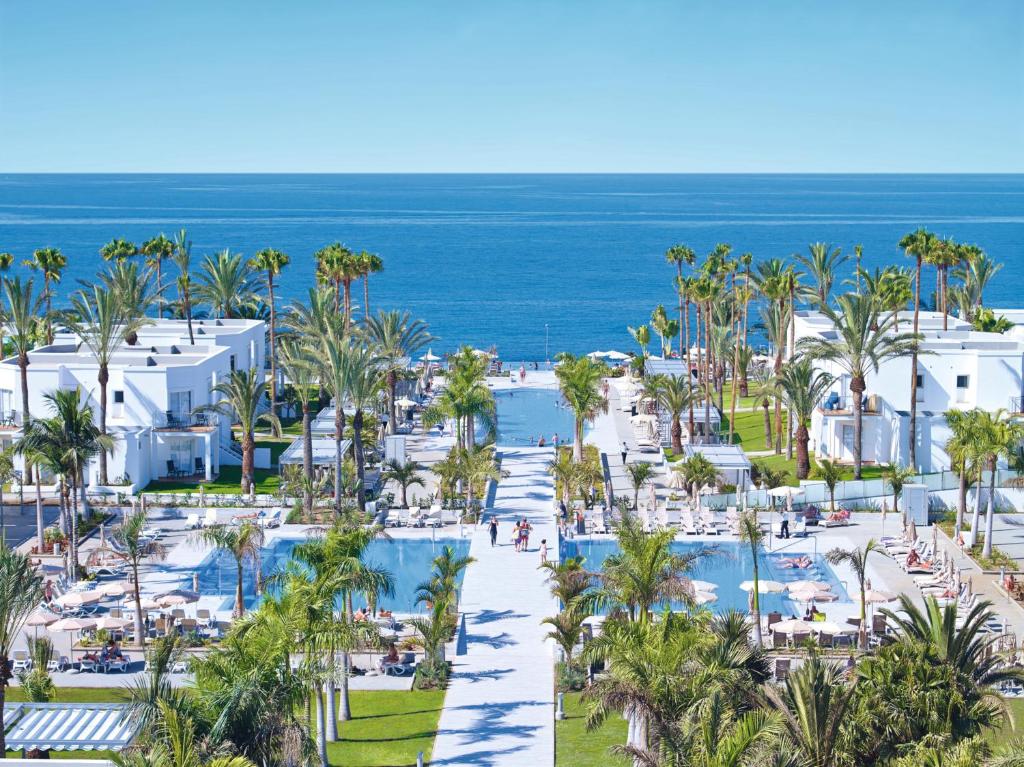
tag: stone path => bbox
[431,447,557,767]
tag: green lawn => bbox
[989,698,1024,748]
[143,466,282,495]
[556,692,627,767]
[5,687,443,767]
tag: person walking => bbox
[488,516,498,547]
[621,441,628,466]
[780,508,790,539]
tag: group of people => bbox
[530,433,559,448]
[81,639,125,668]
[487,515,547,561]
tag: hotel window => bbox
[915,373,924,402]
[113,390,125,403]
[956,375,970,389]
[230,354,236,371]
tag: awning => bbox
[279,436,353,466]
[3,703,138,752]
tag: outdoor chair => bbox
[78,657,99,673]
[195,457,205,475]
[818,633,835,648]
[772,630,787,649]
[774,658,791,682]
[767,612,783,630]
[11,650,30,673]
[791,631,810,647]
[47,656,71,672]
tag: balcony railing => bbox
[818,394,879,415]
[158,411,215,430]
[1012,396,1024,415]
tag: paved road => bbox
[431,447,557,767]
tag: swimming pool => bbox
[560,539,850,615]
[487,387,578,446]
[196,537,471,613]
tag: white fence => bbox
[703,469,1023,510]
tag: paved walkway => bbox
[431,447,557,767]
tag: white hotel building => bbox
[795,310,1024,474]
[0,318,266,492]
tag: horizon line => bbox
[2,170,1023,177]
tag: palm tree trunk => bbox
[315,685,328,767]
[703,304,711,443]
[909,257,921,470]
[334,410,344,517]
[302,400,313,516]
[34,473,44,552]
[970,464,983,546]
[343,281,352,330]
[684,298,694,438]
[98,365,109,486]
[353,409,366,510]
[983,466,997,559]
[235,558,244,617]
[671,415,682,454]
[956,469,967,535]
[241,436,255,494]
[795,424,810,480]
[268,277,278,426]
[750,558,763,648]
[185,291,195,345]
[325,671,338,741]
[573,417,584,462]
[69,473,80,581]
[728,337,740,446]
[786,289,795,461]
[132,566,145,648]
[942,267,949,331]
[364,276,371,320]
[851,376,865,480]
[156,258,164,319]
[762,401,772,449]
[387,370,397,435]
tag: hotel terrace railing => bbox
[1012,396,1024,415]
[156,411,217,431]
[818,394,879,416]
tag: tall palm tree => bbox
[172,230,196,345]
[363,310,434,435]
[277,338,318,516]
[100,237,138,262]
[381,459,425,508]
[737,510,765,647]
[796,242,847,306]
[798,292,919,479]
[2,277,42,432]
[141,234,176,318]
[19,389,114,578]
[945,408,980,537]
[100,261,159,343]
[826,539,881,649]
[778,356,833,479]
[748,364,777,451]
[0,544,46,753]
[666,244,696,365]
[756,260,789,454]
[0,252,12,359]
[952,247,1001,320]
[555,354,608,462]
[195,250,256,319]
[647,373,697,453]
[67,285,148,484]
[196,369,279,493]
[625,462,656,510]
[882,462,916,520]
[899,228,940,471]
[250,248,290,425]
[196,522,264,618]
[812,458,844,513]
[341,343,381,511]
[314,243,360,327]
[113,508,167,647]
[24,247,66,344]
[627,324,651,375]
[357,250,383,320]
[973,409,1024,558]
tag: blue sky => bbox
[1,1,1020,172]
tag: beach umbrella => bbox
[604,350,630,361]
[420,349,440,362]
[35,562,64,575]
[156,589,200,607]
[630,413,656,425]
[668,470,686,490]
[395,397,418,408]
[139,597,162,610]
[93,616,132,631]
[96,582,129,598]
[48,617,97,633]
[773,618,816,633]
[471,349,491,357]
[26,611,58,627]
[689,580,718,592]
[55,590,103,608]
[813,621,847,635]
[907,519,918,544]
[648,482,658,510]
[860,589,897,604]
[740,579,786,593]
[788,586,838,603]
[787,580,831,592]
[693,591,717,605]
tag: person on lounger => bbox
[906,549,921,568]
[779,555,813,569]
[380,643,401,673]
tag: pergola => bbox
[2,703,138,752]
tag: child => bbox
[539,538,548,563]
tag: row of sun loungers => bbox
[384,505,461,527]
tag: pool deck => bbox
[431,446,558,767]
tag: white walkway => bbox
[431,447,558,767]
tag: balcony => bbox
[818,394,879,416]
[155,411,217,432]
[1012,397,1024,415]
[0,410,21,430]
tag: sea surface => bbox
[0,174,1021,360]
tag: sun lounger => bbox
[11,650,30,673]
[774,658,790,681]
[822,509,851,527]
[184,513,201,529]
[680,511,698,535]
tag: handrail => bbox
[766,528,817,559]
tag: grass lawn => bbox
[327,690,444,767]
[5,687,442,767]
[556,692,627,767]
[989,698,1024,748]
[143,466,281,495]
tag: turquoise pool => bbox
[560,539,850,615]
[196,537,471,613]
[488,387,577,446]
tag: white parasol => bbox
[395,397,418,408]
[668,470,686,490]
[25,611,58,627]
[787,586,838,603]
[55,591,103,608]
[740,579,787,593]
[812,621,849,635]
[48,617,97,633]
[693,591,718,605]
[860,589,897,604]
[603,351,630,361]
[96,582,129,598]
[93,616,133,631]
[689,580,718,592]
[773,618,816,633]
[156,589,200,607]
[139,597,162,610]
[630,413,657,425]
[787,580,831,592]
[420,349,440,362]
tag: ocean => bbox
[0,174,1021,361]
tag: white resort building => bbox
[0,318,266,492]
[795,310,1024,473]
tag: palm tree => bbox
[972,410,1024,558]
[812,458,844,513]
[195,250,256,319]
[953,247,1001,320]
[798,292,919,479]
[0,252,12,358]
[627,324,651,375]
[250,248,290,425]
[357,250,383,320]
[675,453,719,499]
[363,310,434,435]
[0,544,46,752]
[666,244,696,362]
[20,389,114,578]
[761,655,857,767]
[778,356,833,479]
[650,304,671,358]
[172,230,196,345]
[547,447,577,507]
[315,243,360,327]
[756,259,789,454]
[646,373,695,453]
[882,462,916,521]
[945,408,980,537]
[141,234,176,318]
[625,462,655,509]
[196,369,279,493]
[24,247,66,344]
[2,277,42,431]
[748,365,777,450]
[900,228,940,471]
[113,508,167,647]
[737,510,764,647]
[341,342,381,511]
[381,459,425,508]
[67,285,148,484]
[196,522,264,618]
[100,260,159,342]
[100,237,138,262]
[826,539,881,649]
[797,242,847,306]
[277,338,318,516]
[555,354,608,462]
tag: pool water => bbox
[488,387,578,446]
[560,539,850,615]
[196,537,471,613]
